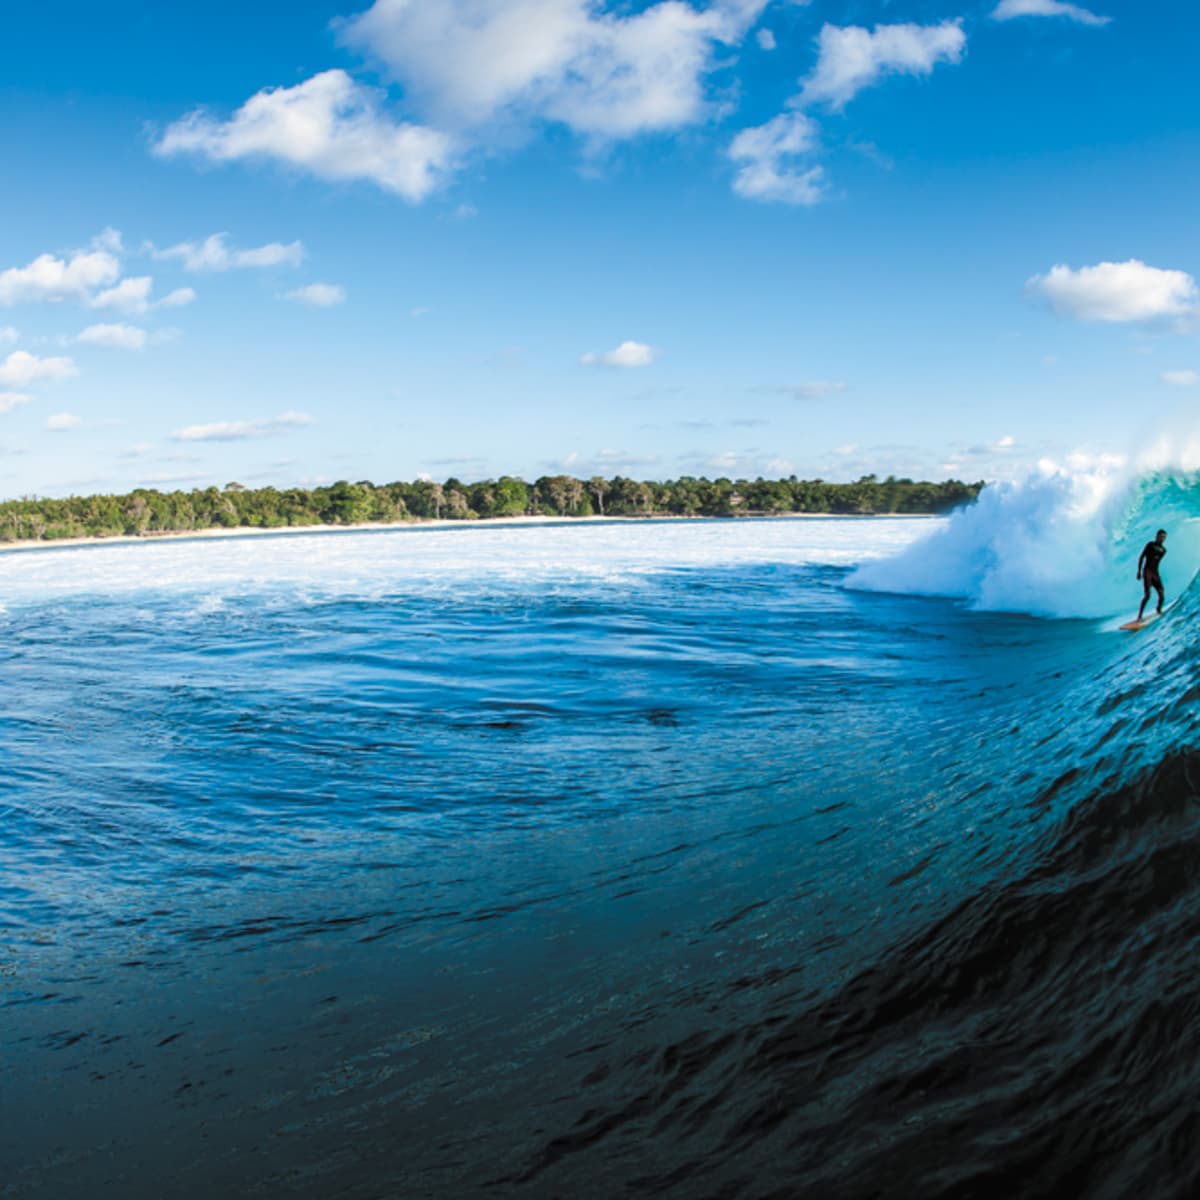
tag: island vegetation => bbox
[0,473,983,543]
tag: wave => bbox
[507,510,1200,1200]
[513,749,1200,1199]
[849,459,1200,619]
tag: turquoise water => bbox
[2,512,1199,1198]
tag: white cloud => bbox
[581,340,658,368]
[1028,260,1198,322]
[341,0,588,128]
[0,326,17,343]
[727,20,963,206]
[729,111,824,205]
[285,283,346,307]
[171,410,316,442]
[92,228,125,254]
[0,246,121,306]
[339,0,768,139]
[757,29,777,51]
[47,412,81,432]
[77,323,148,350]
[1162,370,1199,387]
[156,233,304,272]
[0,392,31,413]
[158,287,197,309]
[991,0,1110,26]
[155,69,456,202]
[0,350,78,386]
[544,2,763,138]
[88,276,154,314]
[800,21,967,110]
[964,434,1017,455]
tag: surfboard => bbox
[1119,611,1162,632]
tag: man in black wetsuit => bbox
[1137,528,1167,620]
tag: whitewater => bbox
[3,485,1200,1198]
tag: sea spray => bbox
[849,456,1200,618]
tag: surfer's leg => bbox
[1138,579,1150,620]
[1155,580,1164,614]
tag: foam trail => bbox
[849,458,1200,619]
[0,517,931,606]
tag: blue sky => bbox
[0,0,1197,497]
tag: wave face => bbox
[2,515,1200,1199]
[850,462,1200,618]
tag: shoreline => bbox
[0,511,940,555]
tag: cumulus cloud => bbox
[729,111,824,205]
[156,233,304,272]
[1028,260,1198,322]
[727,20,964,205]
[0,231,184,317]
[581,340,658,367]
[757,28,776,51]
[155,69,456,202]
[991,0,1111,26]
[159,3,774,200]
[285,283,346,307]
[339,0,767,140]
[77,323,148,350]
[158,287,197,308]
[47,412,81,432]
[0,326,17,343]
[0,245,121,306]
[1162,370,1199,387]
[0,350,78,387]
[800,21,967,110]
[0,392,31,413]
[88,276,154,314]
[171,410,316,442]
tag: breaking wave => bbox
[850,459,1200,618]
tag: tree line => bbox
[0,473,984,543]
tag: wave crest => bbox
[850,460,1200,618]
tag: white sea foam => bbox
[851,457,1200,618]
[0,518,933,605]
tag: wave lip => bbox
[849,461,1200,619]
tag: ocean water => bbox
[3,494,1200,1198]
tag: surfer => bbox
[1136,528,1167,621]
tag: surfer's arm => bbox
[1137,547,1146,579]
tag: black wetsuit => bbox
[1138,540,1166,619]
[1141,540,1166,583]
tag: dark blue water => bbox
[2,517,1198,1198]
